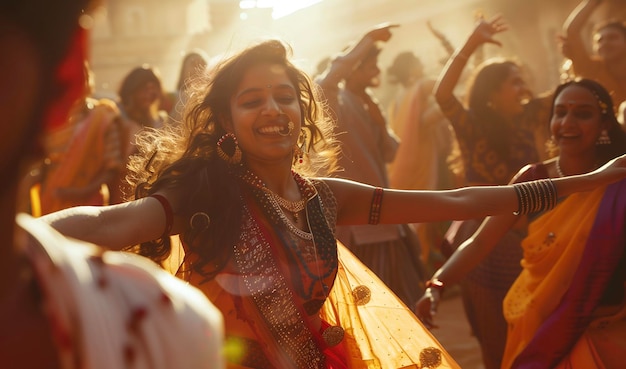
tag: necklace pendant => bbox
[293,212,299,222]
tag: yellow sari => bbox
[503,178,626,368]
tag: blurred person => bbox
[117,64,168,133]
[417,78,626,369]
[114,64,168,202]
[433,15,554,369]
[28,62,126,215]
[0,1,223,368]
[170,49,209,123]
[316,24,427,308]
[562,0,626,118]
[386,50,463,272]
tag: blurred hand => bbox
[366,23,400,43]
[414,287,441,329]
[468,14,508,47]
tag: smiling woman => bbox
[417,78,626,369]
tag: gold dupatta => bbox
[320,243,460,369]
[502,186,606,369]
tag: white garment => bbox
[16,214,224,369]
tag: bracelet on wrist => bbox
[425,278,445,293]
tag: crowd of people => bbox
[3,0,626,368]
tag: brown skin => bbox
[0,21,60,369]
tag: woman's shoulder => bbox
[511,162,550,184]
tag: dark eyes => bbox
[240,95,295,108]
[553,110,594,119]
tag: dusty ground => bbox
[430,291,486,369]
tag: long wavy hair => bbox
[546,78,626,163]
[125,39,340,281]
[465,58,527,161]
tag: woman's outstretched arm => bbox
[329,153,626,226]
[41,195,174,250]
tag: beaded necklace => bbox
[263,189,306,221]
[555,157,565,178]
[237,169,335,298]
[239,169,311,227]
[556,156,599,178]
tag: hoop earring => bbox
[596,129,611,145]
[216,132,242,165]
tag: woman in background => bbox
[432,15,555,369]
[418,78,626,368]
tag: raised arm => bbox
[316,23,398,93]
[562,0,601,70]
[41,194,179,250]
[434,15,508,106]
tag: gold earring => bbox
[216,132,242,164]
[596,129,611,145]
[294,130,307,164]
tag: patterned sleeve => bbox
[102,118,124,171]
[436,94,474,140]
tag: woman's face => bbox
[550,85,606,156]
[489,66,530,118]
[132,81,160,111]
[228,62,301,166]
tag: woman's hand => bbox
[467,14,508,48]
[414,288,441,329]
[365,23,399,43]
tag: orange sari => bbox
[178,176,459,368]
[38,99,122,214]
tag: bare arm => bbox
[414,213,520,327]
[317,23,398,92]
[434,15,507,106]
[328,153,626,226]
[433,213,520,284]
[562,0,601,69]
[40,196,174,250]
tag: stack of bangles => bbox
[512,179,558,215]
